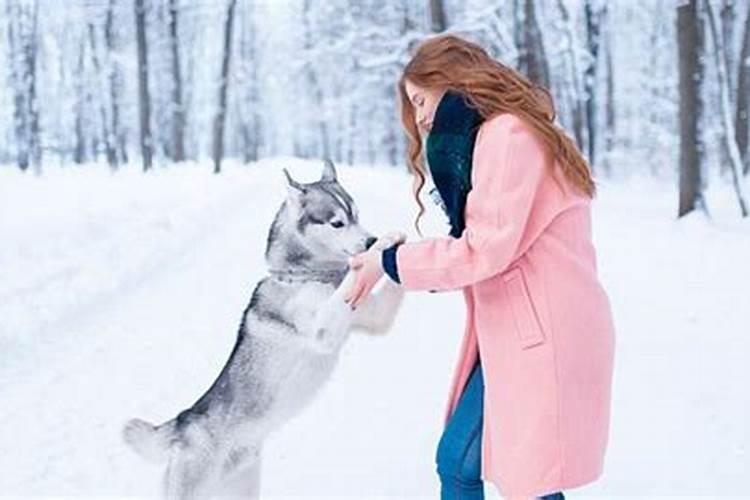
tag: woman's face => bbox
[404,79,445,137]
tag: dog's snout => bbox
[364,236,377,250]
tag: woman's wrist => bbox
[381,243,402,284]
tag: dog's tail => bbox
[122,417,177,463]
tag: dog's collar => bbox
[268,268,347,283]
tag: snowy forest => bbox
[1,0,748,216]
[2,1,750,498]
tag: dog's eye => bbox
[330,220,344,228]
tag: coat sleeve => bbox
[381,243,402,284]
[393,115,549,292]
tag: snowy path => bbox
[0,162,748,499]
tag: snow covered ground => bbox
[0,159,748,499]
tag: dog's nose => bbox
[364,236,377,250]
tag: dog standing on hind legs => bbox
[122,159,406,499]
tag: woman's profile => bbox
[345,34,616,500]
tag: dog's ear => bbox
[320,158,337,182]
[283,168,307,195]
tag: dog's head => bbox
[266,159,376,269]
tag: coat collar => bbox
[425,90,484,238]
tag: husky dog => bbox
[123,160,405,499]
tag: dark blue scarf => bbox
[425,90,485,238]
[381,90,484,284]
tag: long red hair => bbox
[397,34,595,236]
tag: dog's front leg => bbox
[347,230,407,335]
[309,271,357,352]
[350,277,405,335]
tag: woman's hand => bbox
[344,231,406,309]
[344,248,383,309]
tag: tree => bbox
[235,0,260,163]
[87,5,119,168]
[105,0,128,165]
[135,0,154,171]
[705,0,748,216]
[429,0,447,33]
[299,0,330,160]
[554,0,586,153]
[602,1,616,175]
[519,0,550,89]
[583,0,606,168]
[212,0,237,174]
[168,0,186,162]
[6,0,41,171]
[73,35,91,164]
[677,0,708,217]
[735,2,750,174]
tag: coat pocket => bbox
[502,267,546,349]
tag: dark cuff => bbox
[381,243,402,284]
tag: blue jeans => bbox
[435,359,565,500]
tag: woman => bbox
[344,34,615,500]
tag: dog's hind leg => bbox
[163,426,221,500]
[216,444,263,500]
[164,447,220,500]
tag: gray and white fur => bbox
[122,160,405,499]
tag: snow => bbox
[0,159,748,499]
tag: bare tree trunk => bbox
[706,0,748,216]
[301,0,330,160]
[583,0,605,168]
[348,89,357,166]
[400,1,417,35]
[602,3,615,176]
[678,0,708,217]
[429,0,447,33]
[74,37,88,164]
[720,0,736,97]
[6,0,41,171]
[735,2,750,174]
[212,0,237,174]
[238,0,259,163]
[519,0,550,89]
[168,0,185,162]
[555,0,586,152]
[513,0,522,56]
[105,0,127,166]
[135,0,153,171]
[88,20,118,167]
[27,0,40,169]
[716,0,736,174]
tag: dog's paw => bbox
[371,231,407,251]
[384,230,407,245]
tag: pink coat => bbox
[395,113,615,498]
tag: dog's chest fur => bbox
[236,277,349,423]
